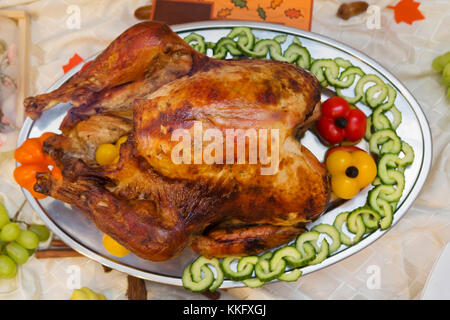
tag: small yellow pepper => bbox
[70,287,106,300]
[326,148,377,199]
[102,234,130,257]
[95,135,128,166]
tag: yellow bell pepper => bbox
[326,148,377,199]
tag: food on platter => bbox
[316,96,366,145]
[22,22,329,263]
[17,22,415,291]
[325,147,376,199]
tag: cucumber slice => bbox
[242,252,278,286]
[292,36,302,46]
[274,34,288,44]
[355,74,386,106]
[227,27,255,52]
[284,43,311,69]
[242,277,265,288]
[255,256,286,282]
[368,185,395,211]
[366,84,388,108]
[294,231,320,256]
[378,84,397,110]
[308,239,329,265]
[372,177,382,186]
[206,42,216,50]
[349,207,381,231]
[270,246,301,271]
[379,171,405,202]
[278,269,302,282]
[182,264,214,293]
[239,39,269,58]
[333,66,365,89]
[221,256,258,281]
[390,106,402,130]
[372,107,392,130]
[311,59,339,84]
[376,198,394,230]
[369,176,404,205]
[378,154,401,184]
[369,129,401,155]
[365,115,374,141]
[397,142,414,167]
[284,242,315,268]
[334,212,365,246]
[184,33,206,54]
[311,224,341,254]
[334,57,353,69]
[213,37,241,58]
[191,257,224,291]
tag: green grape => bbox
[0,202,10,229]
[432,51,450,72]
[29,224,51,242]
[17,230,39,250]
[0,223,20,242]
[0,255,17,278]
[6,242,29,265]
[441,63,450,87]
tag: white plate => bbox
[18,21,432,288]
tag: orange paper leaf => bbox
[217,7,233,18]
[269,0,283,10]
[62,53,84,74]
[387,0,425,25]
[284,8,303,19]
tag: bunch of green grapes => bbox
[0,202,50,278]
[432,52,450,98]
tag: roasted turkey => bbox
[25,22,329,261]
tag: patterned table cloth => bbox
[0,0,448,300]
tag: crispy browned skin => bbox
[191,223,305,258]
[30,22,329,261]
[25,21,205,132]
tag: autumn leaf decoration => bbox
[268,0,283,10]
[387,0,425,25]
[62,53,84,74]
[231,0,247,9]
[284,8,303,19]
[257,7,267,20]
[217,8,233,18]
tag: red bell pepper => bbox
[316,96,367,145]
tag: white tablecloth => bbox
[0,0,448,300]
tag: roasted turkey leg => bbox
[25,21,206,128]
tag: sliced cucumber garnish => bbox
[311,224,341,254]
[190,257,224,291]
